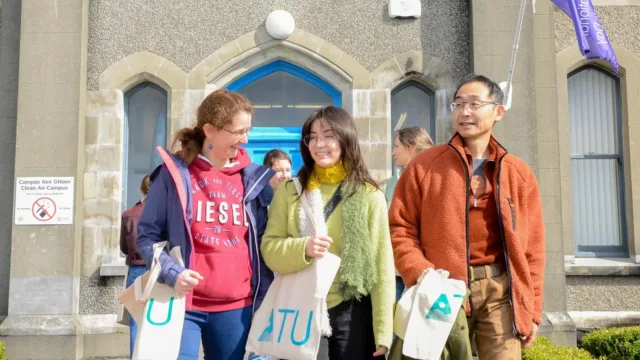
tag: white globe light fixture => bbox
[265,10,295,40]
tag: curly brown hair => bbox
[171,90,253,164]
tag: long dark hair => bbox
[297,106,378,197]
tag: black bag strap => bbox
[323,183,343,222]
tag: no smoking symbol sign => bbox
[32,197,57,222]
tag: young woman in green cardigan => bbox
[261,106,395,359]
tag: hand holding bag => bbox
[118,241,186,360]
[245,179,341,360]
[394,269,467,360]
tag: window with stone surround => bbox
[123,82,168,210]
[568,66,627,257]
[391,81,435,175]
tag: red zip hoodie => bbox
[188,149,253,312]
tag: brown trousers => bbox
[467,270,522,360]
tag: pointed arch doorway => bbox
[226,60,342,174]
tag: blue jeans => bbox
[126,265,147,357]
[178,306,267,360]
[395,276,405,302]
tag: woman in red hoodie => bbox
[137,90,274,360]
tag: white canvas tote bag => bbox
[119,241,186,360]
[394,269,467,360]
[246,178,341,360]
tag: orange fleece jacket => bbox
[389,133,546,337]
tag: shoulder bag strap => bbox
[323,183,343,223]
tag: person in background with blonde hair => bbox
[137,89,274,360]
[119,173,151,357]
[386,126,434,205]
[386,126,434,301]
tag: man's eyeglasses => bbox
[450,100,499,113]
[303,135,336,147]
[223,127,252,138]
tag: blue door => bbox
[241,127,304,174]
[227,61,341,175]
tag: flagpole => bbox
[507,0,528,86]
[501,0,528,110]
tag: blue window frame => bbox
[226,61,341,173]
[227,61,342,106]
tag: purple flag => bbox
[552,0,619,73]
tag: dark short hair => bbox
[454,74,504,105]
[140,174,151,195]
[263,149,292,167]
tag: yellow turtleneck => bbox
[307,161,347,191]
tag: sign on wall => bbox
[14,177,75,225]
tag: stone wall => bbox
[87,0,470,90]
[567,276,640,312]
[555,6,640,55]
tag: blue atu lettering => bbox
[290,310,313,346]
[146,297,174,326]
[258,309,275,342]
[258,308,314,346]
[277,309,295,343]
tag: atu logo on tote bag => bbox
[145,297,176,326]
[246,253,340,359]
[257,308,314,346]
[246,178,341,359]
[394,269,467,360]
[118,241,186,360]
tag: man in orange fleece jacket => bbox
[389,75,545,360]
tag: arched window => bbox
[568,66,627,257]
[123,82,167,210]
[227,61,341,174]
[391,81,435,174]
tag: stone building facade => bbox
[0,0,638,358]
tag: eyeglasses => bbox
[450,100,499,113]
[223,127,252,138]
[303,135,336,147]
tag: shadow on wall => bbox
[0,0,22,318]
[420,0,471,140]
